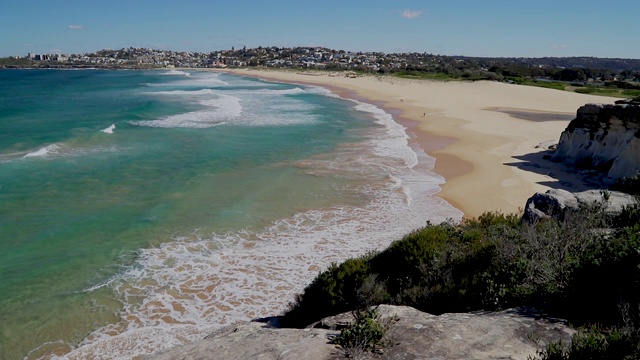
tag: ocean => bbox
[0,69,462,359]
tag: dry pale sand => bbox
[211,68,617,218]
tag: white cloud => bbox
[551,44,567,49]
[401,9,422,19]
[68,25,83,30]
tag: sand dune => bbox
[214,69,617,218]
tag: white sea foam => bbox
[101,124,116,134]
[304,86,334,96]
[186,76,229,87]
[137,84,318,128]
[51,76,463,360]
[222,86,319,126]
[248,87,306,96]
[161,70,191,77]
[56,183,460,359]
[147,72,228,87]
[171,73,229,87]
[23,144,63,158]
[18,144,120,162]
[353,101,419,168]
[132,93,242,128]
[148,89,217,96]
[230,102,317,126]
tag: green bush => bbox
[613,204,640,229]
[562,226,640,326]
[611,176,640,196]
[530,327,640,360]
[333,308,387,354]
[281,206,640,359]
[370,223,458,296]
[280,254,376,327]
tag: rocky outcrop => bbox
[552,101,640,183]
[148,305,572,360]
[523,189,638,223]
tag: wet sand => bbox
[210,68,617,218]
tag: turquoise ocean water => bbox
[0,69,461,359]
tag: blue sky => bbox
[1,0,638,58]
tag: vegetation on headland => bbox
[611,175,640,196]
[281,186,640,358]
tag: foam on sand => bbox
[352,101,419,169]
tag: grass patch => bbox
[574,86,628,98]
[530,326,640,360]
[393,70,458,81]
[506,77,567,91]
[506,77,634,98]
[622,89,640,97]
[0,57,33,67]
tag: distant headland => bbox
[1,46,640,98]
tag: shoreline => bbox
[209,68,618,218]
[209,68,475,214]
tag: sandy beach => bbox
[211,68,617,218]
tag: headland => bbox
[208,69,618,218]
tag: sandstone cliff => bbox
[148,305,572,360]
[552,101,640,182]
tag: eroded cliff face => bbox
[553,101,640,182]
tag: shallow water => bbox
[0,69,462,359]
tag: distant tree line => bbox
[3,48,640,85]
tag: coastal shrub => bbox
[611,175,640,196]
[558,224,640,326]
[333,308,388,357]
[530,327,640,360]
[612,204,640,229]
[282,213,525,326]
[369,214,522,313]
[282,206,640,336]
[609,176,640,228]
[369,223,458,296]
[280,254,378,327]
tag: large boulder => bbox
[147,305,573,360]
[552,102,640,183]
[523,188,637,223]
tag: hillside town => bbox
[10,46,444,72]
[2,46,640,85]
